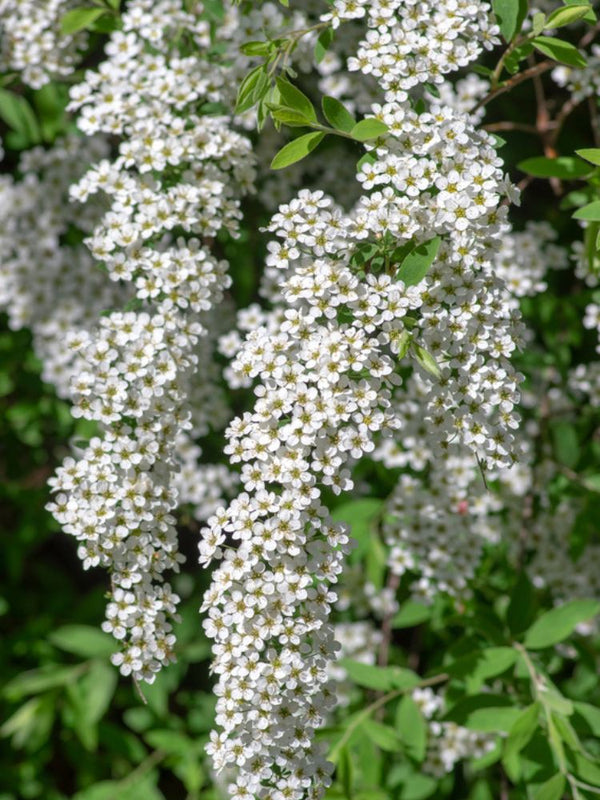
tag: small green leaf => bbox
[235,65,268,114]
[546,4,594,29]
[362,719,403,752]
[532,36,587,67]
[240,40,272,57]
[270,131,325,169]
[446,647,518,692]
[396,696,427,762]
[576,148,600,166]
[445,694,522,732]
[551,421,580,467]
[322,96,356,133]
[396,236,441,286]
[315,27,335,63]
[391,601,431,629]
[492,0,528,40]
[49,625,114,658]
[268,105,314,127]
[0,89,41,144]
[413,345,442,379]
[507,572,536,635]
[533,773,566,800]
[61,7,106,34]
[573,201,600,221]
[518,155,592,179]
[3,665,82,700]
[339,659,420,691]
[523,599,600,649]
[275,77,317,122]
[504,703,540,763]
[351,118,389,141]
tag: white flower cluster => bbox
[412,687,495,777]
[48,0,254,683]
[0,135,123,397]
[0,0,85,88]
[200,0,527,788]
[325,0,500,95]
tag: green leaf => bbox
[315,27,334,63]
[49,625,114,658]
[546,4,594,28]
[532,35,587,67]
[81,662,117,725]
[523,599,600,649]
[331,498,382,560]
[492,0,528,40]
[507,572,536,635]
[518,155,592,179]
[396,236,441,286]
[446,647,518,692]
[61,7,106,34]
[573,701,600,736]
[3,664,82,700]
[270,131,325,169]
[445,694,522,732]
[268,105,314,127]
[0,89,41,145]
[533,773,566,800]
[551,421,580,468]
[235,65,268,114]
[577,148,600,166]
[391,601,431,629]
[275,77,317,122]
[351,118,389,141]
[396,696,427,762]
[573,201,600,221]
[240,40,272,57]
[362,719,403,752]
[339,659,420,691]
[504,703,541,768]
[413,344,442,379]
[322,96,356,133]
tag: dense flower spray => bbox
[197,1,533,796]
[47,0,255,683]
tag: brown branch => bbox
[484,121,538,134]
[472,60,555,112]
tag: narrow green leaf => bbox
[3,665,82,700]
[396,696,427,762]
[518,155,592,179]
[523,599,600,649]
[49,625,114,658]
[339,659,420,691]
[507,572,536,635]
[546,4,594,29]
[362,719,403,752]
[351,118,389,141]
[268,105,314,127]
[573,201,600,221]
[396,236,441,286]
[275,77,317,122]
[576,148,600,166]
[235,65,268,114]
[270,131,325,170]
[61,7,106,34]
[391,601,431,629]
[504,703,540,763]
[445,694,521,732]
[446,647,518,692]
[533,773,566,800]
[0,89,41,144]
[315,27,334,62]
[413,345,442,379]
[492,0,528,40]
[532,36,587,68]
[322,95,356,133]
